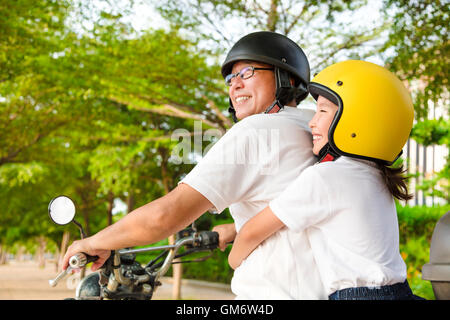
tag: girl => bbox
[228,60,423,300]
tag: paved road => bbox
[0,260,235,300]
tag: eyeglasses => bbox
[225,66,274,86]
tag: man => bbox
[62,31,326,299]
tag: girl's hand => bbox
[212,223,236,251]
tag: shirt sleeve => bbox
[180,121,262,213]
[269,166,331,232]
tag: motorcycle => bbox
[48,195,220,300]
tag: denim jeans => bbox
[328,280,426,300]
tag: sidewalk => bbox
[0,260,235,300]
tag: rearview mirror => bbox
[48,195,76,225]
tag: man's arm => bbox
[228,206,285,269]
[62,183,213,270]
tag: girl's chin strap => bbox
[317,143,340,163]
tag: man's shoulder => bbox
[234,108,311,131]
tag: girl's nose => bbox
[308,115,317,129]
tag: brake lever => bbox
[49,266,73,287]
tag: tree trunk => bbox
[0,244,8,265]
[80,207,90,280]
[266,0,279,31]
[58,231,70,271]
[74,175,100,280]
[107,191,114,226]
[169,234,183,300]
[16,246,24,261]
[127,192,135,213]
[37,236,46,268]
[159,146,182,300]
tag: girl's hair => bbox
[376,163,413,201]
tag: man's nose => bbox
[230,75,244,89]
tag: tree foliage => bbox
[0,0,231,258]
[0,0,70,82]
[382,0,449,201]
[153,0,388,72]
[0,1,447,285]
[383,0,449,120]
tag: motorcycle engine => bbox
[76,272,101,299]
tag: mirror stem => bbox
[72,219,87,239]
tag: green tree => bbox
[0,0,72,166]
[153,0,388,72]
[0,0,70,82]
[383,0,449,120]
[1,0,232,267]
[382,0,449,202]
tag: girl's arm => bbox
[228,206,285,269]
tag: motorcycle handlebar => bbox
[196,231,219,249]
[117,230,219,256]
[69,252,99,269]
[62,230,219,287]
[49,253,98,287]
[153,230,219,280]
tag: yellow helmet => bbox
[309,60,414,165]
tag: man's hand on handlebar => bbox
[62,238,110,271]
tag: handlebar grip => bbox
[86,254,99,264]
[198,231,219,249]
[69,253,99,268]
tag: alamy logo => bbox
[170,121,280,175]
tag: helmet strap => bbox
[264,99,284,114]
[274,67,295,106]
[263,67,292,114]
[229,98,283,123]
[228,98,238,123]
[317,143,340,163]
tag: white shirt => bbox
[270,156,407,296]
[181,107,327,299]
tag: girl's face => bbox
[309,96,339,155]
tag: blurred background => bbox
[0,0,448,300]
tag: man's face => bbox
[228,61,276,120]
[309,95,339,155]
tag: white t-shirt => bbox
[181,107,327,299]
[270,156,407,296]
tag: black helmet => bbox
[221,31,310,121]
